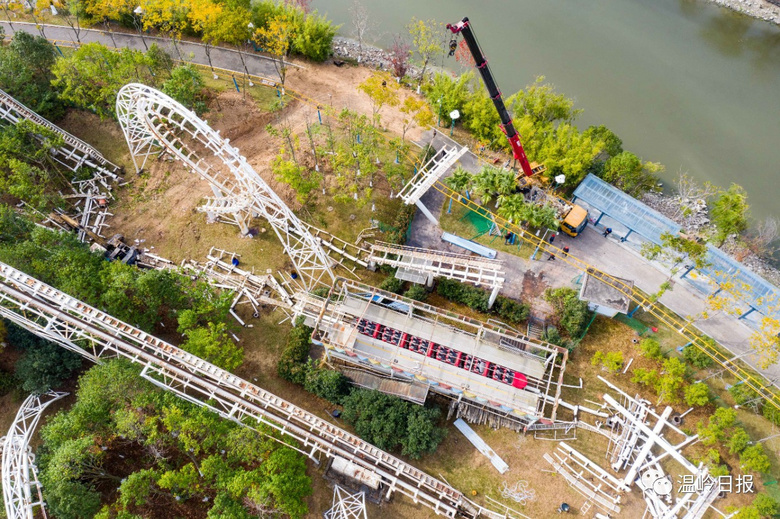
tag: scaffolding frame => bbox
[115,83,338,291]
[1,391,68,519]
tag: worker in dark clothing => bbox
[563,246,569,256]
[548,253,555,261]
[549,232,556,244]
[603,227,612,238]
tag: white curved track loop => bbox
[1,391,68,519]
[115,83,336,290]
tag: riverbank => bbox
[710,0,780,24]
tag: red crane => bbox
[447,17,540,177]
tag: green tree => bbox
[592,350,624,373]
[583,125,623,158]
[727,427,751,455]
[740,444,771,473]
[656,357,687,404]
[544,287,592,337]
[754,494,779,518]
[698,407,737,445]
[710,184,750,246]
[639,337,664,360]
[272,146,321,203]
[684,382,711,407]
[304,364,349,403]
[532,122,602,188]
[277,318,312,384]
[423,71,473,126]
[683,342,714,368]
[462,87,503,145]
[51,42,169,118]
[507,76,582,125]
[602,151,664,197]
[162,63,207,114]
[497,193,527,224]
[178,321,243,372]
[292,10,338,62]
[445,166,473,195]
[0,32,64,119]
[14,341,82,394]
[407,17,443,90]
[403,284,428,301]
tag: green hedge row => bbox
[436,278,529,324]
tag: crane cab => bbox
[560,205,588,237]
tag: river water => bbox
[316,0,780,223]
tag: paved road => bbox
[412,130,778,385]
[4,20,776,387]
[1,21,284,81]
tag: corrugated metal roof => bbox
[573,174,680,245]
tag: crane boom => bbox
[447,17,535,177]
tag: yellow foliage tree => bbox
[253,11,297,90]
[138,0,189,59]
[358,71,399,126]
[751,315,780,368]
[187,0,223,70]
[399,95,433,140]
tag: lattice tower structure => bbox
[323,486,367,519]
[115,83,336,291]
[2,391,68,519]
[0,261,479,518]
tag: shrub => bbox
[379,275,404,294]
[684,382,711,407]
[740,444,771,474]
[162,64,207,114]
[385,204,417,244]
[340,389,446,459]
[592,351,623,373]
[403,284,429,302]
[639,337,663,360]
[544,287,592,338]
[754,494,779,518]
[727,427,750,455]
[304,363,349,404]
[422,72,473,126]
[277,318,312,384]
[292,11,338,62]
[683,343,713,368]
[698,407,737,445]
[494,296,530,324]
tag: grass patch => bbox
[439,202,533,259]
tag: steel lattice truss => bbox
[1,391,68,519]
[323,486,367,519]
[0,261,479,518]
[115,83,336,290]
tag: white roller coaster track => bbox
[1,391,67,519]
[115,83,337,290]
[0,261,490,518]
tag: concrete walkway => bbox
[411,130,779,385]
[4,20,777,387]
[1,21,284,81]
